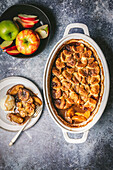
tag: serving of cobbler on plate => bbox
[0,84,42,125]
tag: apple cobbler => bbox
[5,84,42,124]
[51,40,104,127]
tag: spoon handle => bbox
[9,118,31,146]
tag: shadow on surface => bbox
[93,36,113,114]
[84,142,113,170]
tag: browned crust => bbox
[48,39,104,128]
[6,84,42,125]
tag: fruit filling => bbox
[0,84,42,125]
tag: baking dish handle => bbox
[62,130,89,144]
[64,23,90,36]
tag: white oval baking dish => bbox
[43,23,110,143]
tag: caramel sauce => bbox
[58,105,85,119]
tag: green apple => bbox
[0,20,19,41]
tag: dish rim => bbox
[43,33,110,133]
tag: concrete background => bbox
[0,0,113,169]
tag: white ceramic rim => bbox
[0,76,43,131]
[43,27,110,134]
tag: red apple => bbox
[16,29,40,55]
[3,45,17,52]
[18,14,37,21]
[20,21,35,28]
[35,33,41,41]
[13,17,35,28]
[6,50,20,55]
[35,24,49,39]
[0,40,13,49]
[21,18,39,24]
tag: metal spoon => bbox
[9,106,41,146]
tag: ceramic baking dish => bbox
[43,23,110,143]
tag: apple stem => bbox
[8,32,12,38]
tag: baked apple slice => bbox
[0,40,13,49]
[75,111,90,119]
[18,88,30,101]
[33,96,42,106]
[8,113,24,124]
[7,84,24,95]
[72,115,87,123]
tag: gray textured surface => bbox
[0,0,113,170]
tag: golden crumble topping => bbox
[51,40,103,125]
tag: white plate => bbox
[0,76,43,131]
